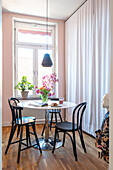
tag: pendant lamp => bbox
[42,0,53,67]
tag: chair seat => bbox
[49,109,61,113]
[49,110,61,113]
[56,122,77,131]
[16,116,36,125]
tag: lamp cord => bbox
[46,0,48,50]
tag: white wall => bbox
[110,0,113,169]
[0,0,2,169]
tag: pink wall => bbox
[2,12,65,124]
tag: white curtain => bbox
[65,0,110,136]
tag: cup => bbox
[59,97,64,104]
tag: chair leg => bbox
[27,125,31,145]
[50,113,53,130]
[59,112,63,122]
[41,124,46,136]
[62,132,66,147]
[26,125,28,146]
[73,131,78,161]
[32,123,42,154]
[17,125,20,138]
[98,151,100,158]
[55,113,57,123]
[5,124,17,154]
[52,128,57,153]
[17,126,23,163]
[78,129,86,153]
[54,114,59,140]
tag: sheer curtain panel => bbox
[65,0,110,136]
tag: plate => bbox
[51,104,62,107]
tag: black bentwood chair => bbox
[41,98,63,136]
[5,97,42,163]
[52,102,87,161]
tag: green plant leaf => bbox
[15,76,34,91]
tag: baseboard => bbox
[2,122,12,127]
[83,130,95,138]
[2,119,45,126]
[2,118,60,127]
[2,121,95,139]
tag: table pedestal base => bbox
[33,137,62,150]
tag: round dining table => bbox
[18,100,76,150]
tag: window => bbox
[14,21,56,97]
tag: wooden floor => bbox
[2,125,108,170]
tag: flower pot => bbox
[21,91,29,98]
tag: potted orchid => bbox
[35,73,59,103]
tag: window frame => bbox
[14,21,56,98]
[15,22,55,46]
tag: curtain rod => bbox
[65,0,88,22]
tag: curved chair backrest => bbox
[72,102,87,130]
[8,97,22,123]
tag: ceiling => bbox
[2,0,86,20]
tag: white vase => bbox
[21,91,29,98]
